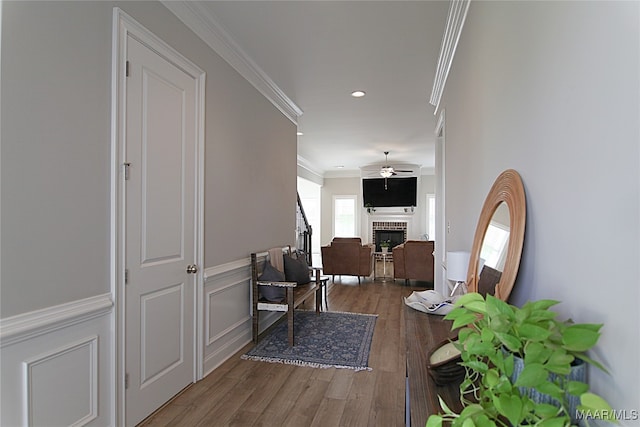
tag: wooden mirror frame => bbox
[466,169,526,301]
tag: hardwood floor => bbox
[139,265,432,427]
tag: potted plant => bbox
[427,292,615,427]
[379,240,391,253]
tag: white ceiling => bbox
[187,1,450,177]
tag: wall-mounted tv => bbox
[362,177,417,207]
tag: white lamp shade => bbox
[447,251,470,282]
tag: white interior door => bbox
[124,35,198,426]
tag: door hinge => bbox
[125,373,129,389]
[123,162,131,180]
[126,60,130,77]
[124,269,129,285]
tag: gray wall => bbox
[1,1,296,317]
[440,0,639,415]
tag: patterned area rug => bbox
[242,311,377,371]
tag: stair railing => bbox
[296,192,313,265]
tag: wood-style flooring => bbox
[139,260,432,427]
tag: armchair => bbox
[321,237,374,284]
[392,240,435,285]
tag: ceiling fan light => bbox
[380,167,394,178]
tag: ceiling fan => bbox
[379,151,414,190]
[380,151,413,178]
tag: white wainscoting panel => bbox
[0,294,113,427]
[202,256,281,376]
[24,336,98,426]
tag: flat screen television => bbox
[362,177,417,207]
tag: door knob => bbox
[186,264,198,274]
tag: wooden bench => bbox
[250,249,327,346]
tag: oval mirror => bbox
[466,170,526,301]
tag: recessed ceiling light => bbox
[335,165,345,169]
[297,131,303,136]
[351,90,366,98]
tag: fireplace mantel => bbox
[366,207,415,216]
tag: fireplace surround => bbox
[374,230,404,252]
[372,221,407,251]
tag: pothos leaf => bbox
[493,394,523,426]
[525,299,561,311]
[452,313,480,330]
[523,341,551,365]
[538,417,568,427]
[579,392,615,415]
[534,402,562,418]
[426,415,444,427]
[566,380,589,396]
[486,294,515,319]
[461,418,476,427]
[445,307,471,321]
[518,323,552,341]
[494,332,521,353]
[437,395,454,415]
[455,292,486,307]
[514,363,548,388]
[562,325,600,351]
[460,403,485,419]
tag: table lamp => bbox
[446,251,470,296]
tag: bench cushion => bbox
[284,253,311,285]
[258,261,286,302]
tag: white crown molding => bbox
[297,155,326,182]
[324,169,362,179]
[161,1,303,124]
[430,0,471,113]
[0,293,113,347]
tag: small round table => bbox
[311,267,330,310]
[373,251,392,281]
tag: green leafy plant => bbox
[379,240,391,248]
[427,292,615,427]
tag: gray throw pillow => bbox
[284,253,311,285]
[258,261,286,302]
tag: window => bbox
[480,222,510,270]
[333,196,357,237]
[426,194,436,241]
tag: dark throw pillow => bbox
[258,260,286,302]
[284,252,311,285]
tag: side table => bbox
[373,251,392,281]
[310,267,330,311]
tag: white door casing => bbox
[112,9,205,426]
[434,110,447,296]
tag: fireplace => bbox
[374,230,404,252]
[372,221,408,252]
